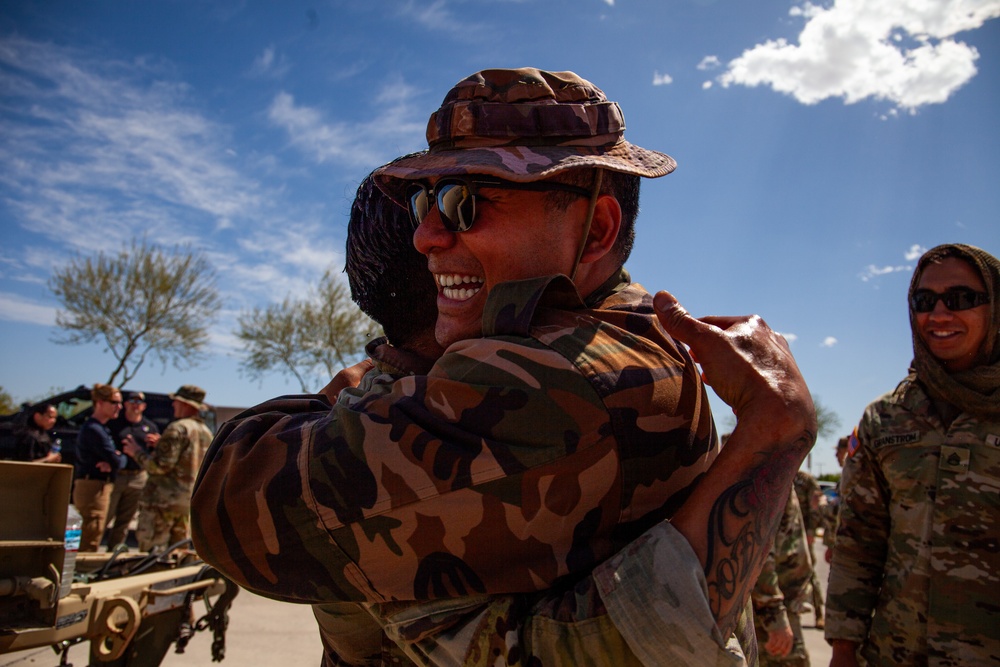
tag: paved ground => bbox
[4,544,836,667]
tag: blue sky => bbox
[2,0,998,476]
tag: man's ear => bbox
[579,194,622,264]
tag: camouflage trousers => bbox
[136,502,190,552]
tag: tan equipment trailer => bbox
[0,461,237,666]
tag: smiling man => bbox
[191,68,816,664]
[826,243,1000,667]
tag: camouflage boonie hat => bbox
[375,68,676,204]
[170,385,207,411]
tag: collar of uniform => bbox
[584,267,632,309]
[482,274,586,338]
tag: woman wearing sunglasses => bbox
[826,243,1000,667]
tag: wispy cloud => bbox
[697,55,721,70]
[860,264,911,281]
[716,0,1000,111]
[267,79,425,167]
[0,35,359,335]
[821,336,838,347]
[0,36,263,254]
[652,71,673,86]
[860,244,928,281]
[779,332,799,344]
[396,0,487,40]
[0,292,58,326]
[249,46,291,79]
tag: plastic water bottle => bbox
[60,504,82,599]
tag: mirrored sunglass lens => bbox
[437,183,473,231]
[409,188,429,223]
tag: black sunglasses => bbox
[407,176,592,232]
[910,287,989,313]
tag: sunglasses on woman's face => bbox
[406,176,591,232]
[909,287,989,313]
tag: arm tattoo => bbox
[704,437,812,634]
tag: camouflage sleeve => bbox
[824,415,889,643]
[191,335,621,605]
[751,547,789,635]
[133,421,186,476]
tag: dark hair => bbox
[545,168,642,264]
[26,402,56,430]
[345,171,438,348]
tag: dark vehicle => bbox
[0,386,216,468]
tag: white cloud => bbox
[396,0,486,39]
[860,264,912,281]
[780,332,799,344]
[717,0,1000,111]
[267,81,424,167]
[249,46,291,79]
[0,36,263,252]
[0,292,58,326]
[697,55,721,70]
[702,81,714,90]
[652,71,673,86]
[822,336,839,347]
[904,243,927,260]
[603,0,615,6]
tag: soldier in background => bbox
[793,469,826,629]
[826,244,1000,666]
[753,488,813,667]
[123,385,212,552]
[822,436,850,564]
[104,391,160,548]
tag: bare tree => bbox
[236,270,376,393]
[49,239,221,387]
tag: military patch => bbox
[987,434,1000,447]
[847,428,860,458]
[871,431,920,448]
[939,445,970,474]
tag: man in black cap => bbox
[105,390,160,548]
[124,385,212,552]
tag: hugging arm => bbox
[654,291,817,638]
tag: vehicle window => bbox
[57,398,93,425]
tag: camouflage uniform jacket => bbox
[792,471,823,539]
[317,342,750,666]
[752,489,812,635]
[132,415,213,510]
[825,376,1000,666]
[191,270,719,607]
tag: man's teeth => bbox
[437,274,484,300]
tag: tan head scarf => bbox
[909,243,1000,420]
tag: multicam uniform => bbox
[193,271,744,663]
[792,471,824,626]
[752,489,812,667]
[131,415,213,551]
[825,376,1000,666]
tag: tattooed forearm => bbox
[702,433,813,635]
